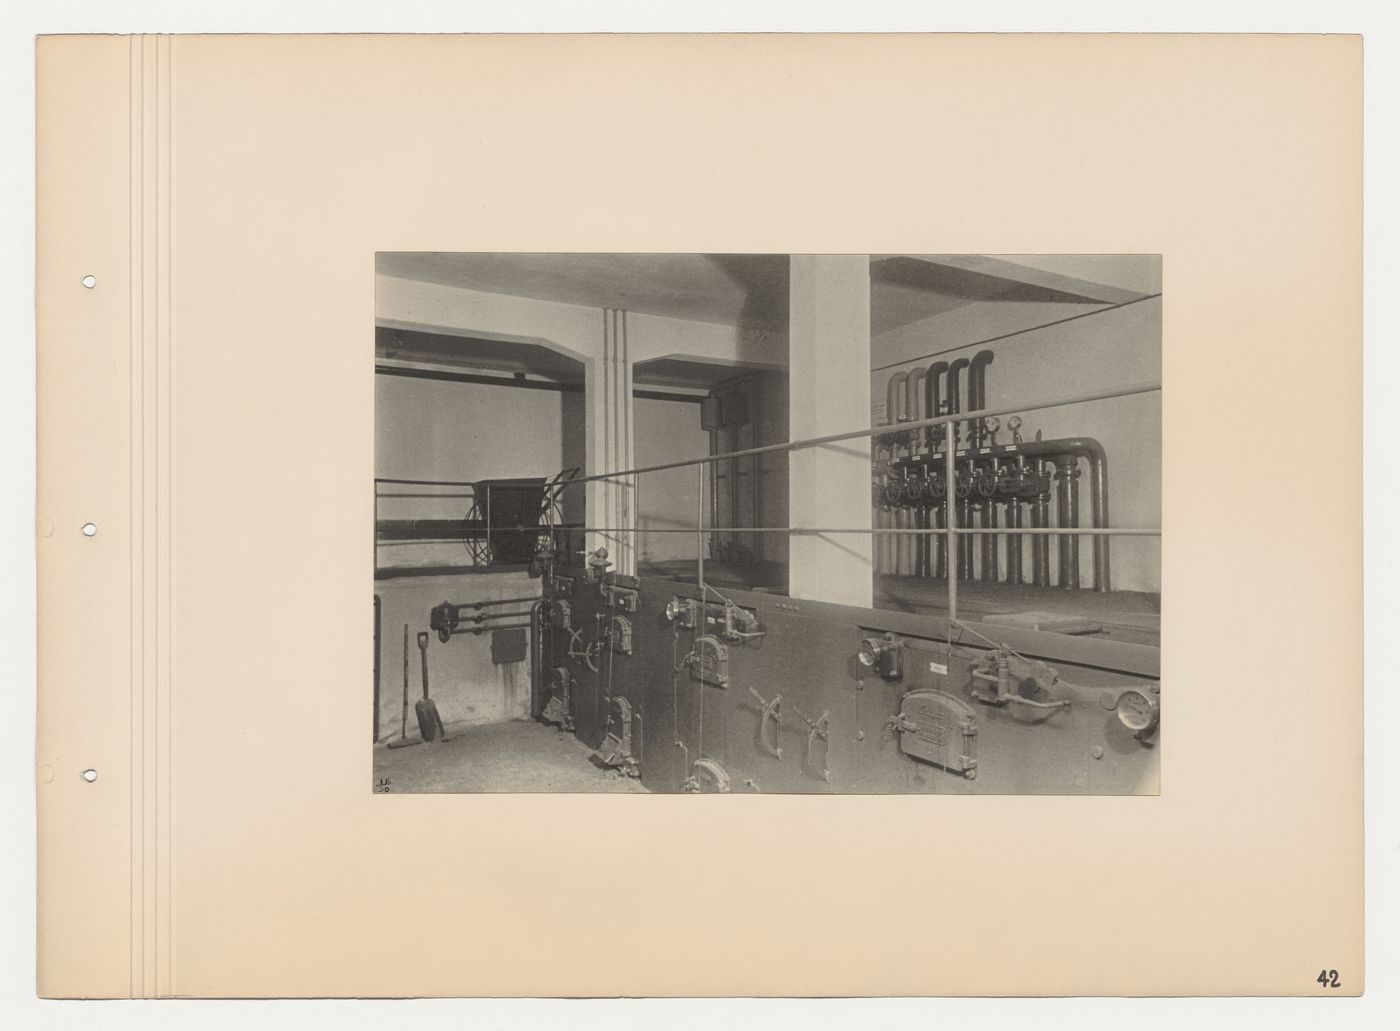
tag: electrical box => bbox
[491,627,528,664]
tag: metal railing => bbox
[546,380,1162,625]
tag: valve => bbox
[1008,415,1024,445]
[718,601,764,641]
[970,646,1071,716]
[580,546,612,580]
[995,465,1019,494]
[983,416,1000,447]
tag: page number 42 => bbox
[1317,969,1341,988]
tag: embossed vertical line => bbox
[126,32,139,999]
[133,32,164,1000]
[153,32,176,999]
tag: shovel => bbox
[415,631,447,742]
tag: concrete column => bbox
[788,255,873,607]
[597,308,637,576]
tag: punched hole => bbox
[81,769,98,783]
[81,522,97,537]
[81,275,97,289]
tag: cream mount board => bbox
[35,33,1362,998]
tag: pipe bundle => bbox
[873,349,1112,592]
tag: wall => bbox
[631,395,709,563]
[375,362,716,729]
[375,373,582,733]
[752,370,790,567]
[377,273,788,561]
[375,373,580,571]
[375,572,538,739]
[871,295,1162,593]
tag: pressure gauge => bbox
[1115,685,1160,739]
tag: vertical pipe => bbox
[934,499,947,579]
[881,504,891,576]
[924,361,948,451]
[946,358,969,448]
[971,350,995,409]
[697,459,705,589]
[981,496,999,582]
[959,496,974,581]
[621,310,634,575]
[918,504,930,577]
[945,425,958,624]
[733,417,744,551]
[968,350,995,448]
[1054,457,1071,588]
[1029,498,1042,586]
[886,372,908,445]
[1033,466,1051,587]
[1087,447,1111,593]
[707,422,719,558]
[1054,455,1081,589]
[905,369,927,577]
[529,599,545,720]
[906,368,926,452]
[957,493,968,579]
[871,498,882,575]
[1066,461,1082,590]
[1005,500,1022,585]
[897,504,910,576]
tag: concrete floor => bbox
[373,718,649,794]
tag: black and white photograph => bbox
[21,18,1376,1012]
[373,253,1162,794]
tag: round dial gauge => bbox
[1115,686,1160,737]
[857,638,882,668]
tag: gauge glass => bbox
[1116,689,1158,732]
[857,638,882,668]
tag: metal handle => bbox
[417,631,430,700]
[747,686,783,759]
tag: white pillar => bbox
[599,308,636,576]
[788,256,873,607]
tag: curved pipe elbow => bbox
[885,371,908,425]
[969,349,995,410]
[906,368,926,422]
[924,361,948,420]
[1016,436,1105,464]
[945,358,970,414]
